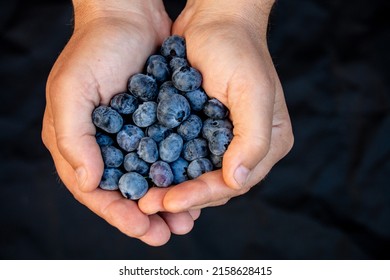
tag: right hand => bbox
[42,0,200,246]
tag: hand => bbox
[42,0,200,246]
[139,0,293,213]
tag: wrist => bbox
[72,0,168,30]
[182,0,275,35]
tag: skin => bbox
[42,0,293,245]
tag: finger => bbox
[46,69,106,193]
[221,60,277,190]
[138,187,171,215]
[162,170,248,213]
[159,212,195,235]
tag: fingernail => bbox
[234,165,250,188]
[75,167,86,189]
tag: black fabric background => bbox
[1,0,389,259]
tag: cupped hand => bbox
[42,1,200,246]
[139,0,294,214]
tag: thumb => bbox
[49,74,105,192]
[221,75,275,190]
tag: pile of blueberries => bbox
[92,35,233,200]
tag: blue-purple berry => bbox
[159,133,183,163]
[203,98,229,119]
[110,93,138,114]
[95,132,114,147]
[208,128,233,156]
[161,35,186,58]
[172,66,202,92]
[157,94,191,128]
[187,158,213,179]
[146,54,170,84]
[128,73,158,101]
[182,138,209,161]
[149,161,174,187]
[184,88,208,111]
[132,101,157,128]
[100,145,123,168]
[118,172,149,200]
[137,137,159,163]
[170,157,189,184]
[92,106,123,134]
[116,124,144,152]
[146,123,172,143]
[99,168,123,190]
[123,152,150,175]
[177,114,203,141]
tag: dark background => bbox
[1,0,389,259]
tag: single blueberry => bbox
[202,118,233,140]
[203,98,229,119]
[132,101,157,128]
[208,128,233,156]
[210,153,223,169]
[128,73,158,101]
[169,57,188,73]
[184,88,208,111]
[170,157,189,184]
[149,161,174,187]
[146,54,171,84]
[160,35,186,58]
[92,105,123,134]
[110,93,138,114]
[187,158,213,179]
[177,114,203,141]
[100,145,124,168]
[118,172,149,200]
[116,124,145,152]
[123,152,150,176]
[182,138,209,161]
[172,66,202,92]
[137,137,159,163]
[146,123,172,143]
[159,133,183,163]
[157,94,191,128]
[95,132,114,147]
[157,81,180,102]
[99,168,123,190]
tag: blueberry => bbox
[146,54,170,83]
[132,101,157,128]
[99,168,123,190]
[92,105,123,134]
[128,73,158,101]
[184,88,208,111]
[177,114,203,141]
[116,124,145,152]
[210,153,223,169]
[159,133,183,163]
[100,145,123,168]
[187,158,213,179]
[203,98,229,119]
[118,172,149,200]
[149,161,174,187]
[202,118,233,140]
[182,138,209,161]
[157,94,191,128]
[208,128,233,156]
[170,157,189,184]
[157,81,180,102]
[123,152,150,176]
[172,66,202,92]
[110,93,138,114]
[146,123,172,143]
[169,57,188,73]
[137,137,159,163]
[161,35,186,58]
[95,132,114,147]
